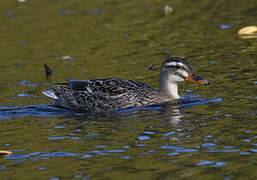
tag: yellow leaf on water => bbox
[61,56,73,61]
[238,26,257,35]
[0,150,12,157]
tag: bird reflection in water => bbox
[161,103,184,126]
[58,102,186,127]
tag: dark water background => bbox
[0,0,256,179]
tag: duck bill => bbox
[185,74,209,85]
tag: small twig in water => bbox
[44,64,53,79]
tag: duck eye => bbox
[173,71,179,75]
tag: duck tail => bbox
[42,89,59,99]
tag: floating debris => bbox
[238,26,257,35]
[0,150,12,157]
[238,26,257,39]
[164,5,173,15]
[145,63,156,71]
[18,0,26,2]
[44,64,53,79]
[61,56,74,61]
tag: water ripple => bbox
[0,104,71,119]
[40,152,78,157]
[163,131,176,136]
[137,136,150,141]
[206,149,240,153]
[48,136,70,140]
[0,97,222,119]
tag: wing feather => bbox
[67,79,154,97]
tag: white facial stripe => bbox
[178,62,189,70]
[166,62,178,66]
[166,61,190,71]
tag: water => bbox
[0,0,257,179]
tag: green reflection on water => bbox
[0,0,256,179]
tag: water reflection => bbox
[0,103,71,119]
[161,103,184,126]
[0,97,221,123]
[2,95,256,180]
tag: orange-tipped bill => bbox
[185,74,209,85]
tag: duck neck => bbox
[159,73,180,99]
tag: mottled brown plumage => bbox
[43,57,209,112]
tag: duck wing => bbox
[44,79,159,112]
[66,79,154,96]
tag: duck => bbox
[42,57,209,112]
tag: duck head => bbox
[159,57,209,99]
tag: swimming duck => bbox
[42,57,209,112]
